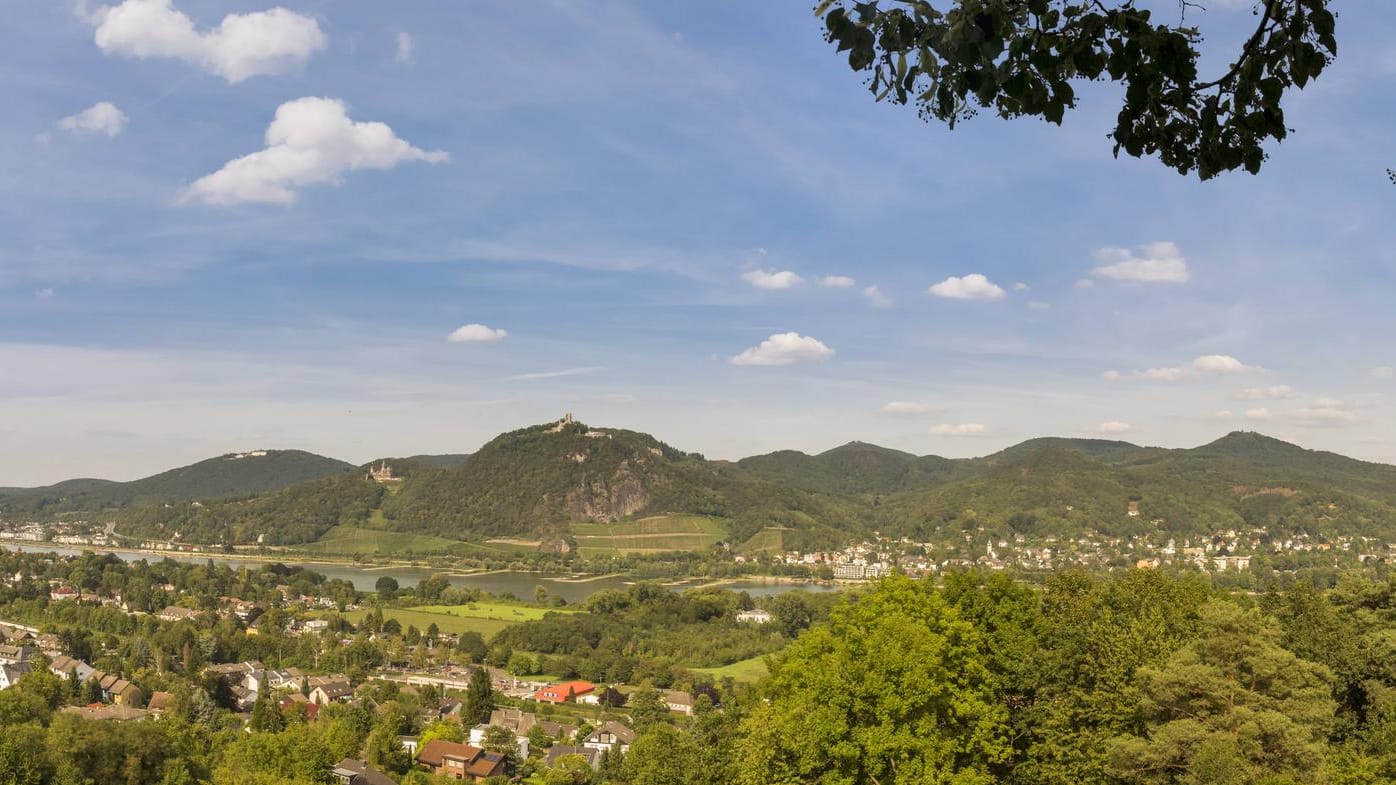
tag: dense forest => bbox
[8,555,1396,784]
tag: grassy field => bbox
[343,607,513,638]
[298,525,466,556]
[692,655,771,683]
[411,602,578,623]
[343,601,577,640]
[571,515,727,556]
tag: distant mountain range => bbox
[5,421,1396,554]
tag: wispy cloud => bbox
[501,366,605,381]
[1105,355,1263,382]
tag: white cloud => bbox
[1236,385,1294,400]
[35,288,56,300]
[730,332,833,366]
[1193,355,1257,374]
[1214,410,1235,420]
[1090,241,1190,284]
[1245,407,1272,420]
[863,285,892,309]
[59,101,128,137]
[447,324,507,343]
[931,423,985,436]
[395,31,415,64]
[742,269,803,290]
[90,0,327,83]
[818,275,855,288]
[1097,420,1133,434]
[1013,282,1030,291]
[1074,279,1094,289]
[1372,366,1394,379]
[928,273,1006,301]
[881,401,934,416]
[1105,355,1262,382]
[182,97,448,206]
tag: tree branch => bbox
[1195,0,1279,90]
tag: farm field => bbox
[737,527,787,554]
[411,601,578,623]
[692,655,771,683]
[343,601,578,640]
[571,514,726,556]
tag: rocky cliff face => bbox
[566,460,652,522]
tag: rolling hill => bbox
[377,419,862,549]
[10,424,1396,555]
[0,450,355,519]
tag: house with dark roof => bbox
[582,720,636,754]
[0,661,30,690]
[544,745,601,770]
[309,676,353,705]
[331,758,397,785]
[0,643,35,664]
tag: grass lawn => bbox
[410,602,578,623]
[343,601,577,641]
[343,607,514,639]
[692,655,771,683]
[571,514,727,556]
[298,525,466,556]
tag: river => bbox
[6,543,843,603]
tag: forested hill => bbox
[0,449,355,518]
[13,425,1396,552]
[377,420,860,547]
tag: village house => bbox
[582,721,636,755]
[158,606,201,623]
[544,745,601,769]
[0,661,30,690]
[0,643,35,664]
[60,704,149,722]
[48,654,97,682]
[735,609,772,624]
[469,707,577,758]
[146,691,173,716]
[663,690,695,715]
[308,675,353,705]
[331,759,397,785]
[98,673,144,705]
[533,679,594,704]
[575,685,627,707]
[416,740,508,781]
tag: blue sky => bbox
[3,0,1395,485]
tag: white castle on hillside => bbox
[366,461,400,483]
